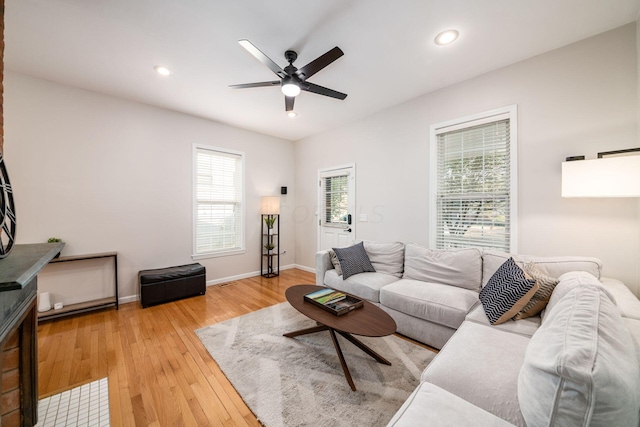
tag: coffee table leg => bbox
[329,329,357,391]
[336,331,392,366]
[283,324,328,338]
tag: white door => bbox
[318,165,356,251]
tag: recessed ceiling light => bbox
[286,111,298,118]
[154,65,173,76]
[434,29,459,46]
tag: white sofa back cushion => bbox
[363,241,405,278]
[543,272,617,322]
[482,250,602,287]
[518,281,640,427]
[403,244,482,291]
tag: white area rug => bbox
[196,302,436,427]
[36,377,109,427]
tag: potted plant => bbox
[264,243,276,254]
[264,216,277,235]
[47,237,64,258]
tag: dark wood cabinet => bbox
[0,243,64,426]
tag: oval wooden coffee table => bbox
[284,284,397,391]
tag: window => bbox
[429,106,517,252]
[321,174,349,226]
[193,145,245,257]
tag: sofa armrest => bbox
[315,250,333,286]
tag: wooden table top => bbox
[285,284,397,337]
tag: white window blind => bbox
[321,172,349,226]
[194,146,244,256]
[434,117,513,251]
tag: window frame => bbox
[428,105,518,252]
[320,171,351,228]
[192,143,246,259]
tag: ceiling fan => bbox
[230,40,347,112]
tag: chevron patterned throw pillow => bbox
[479,257,539,325]
[333,242,376,280]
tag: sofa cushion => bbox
[482,250,602,287]
[380,279,478,329]
[479,258,538,325]
[518,284,640,427]
[624,317,640,363]
[332,242,375,279]
[380,305,457,350]
[513,262,559,320]
[422,321,530,426]
[601,277,640,320]
[543,271,616,323]
[387,382,516,427]
[465,305,540,338]
[324,269,399,303]
[403,244,482,291]
[363,241,404,278]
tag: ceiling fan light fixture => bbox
[286,111,298,118]
[281,81,301,97]
[434,29,459,46]
[154,65,173,76]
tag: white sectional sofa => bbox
[315,242,640,426]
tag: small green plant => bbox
[263,216,277,229]
[47,237,63,243]
[264,243,276,251]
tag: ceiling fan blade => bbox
[238,40,287,79]
[296,47,344,80]
[229,81,280,89]
[285,96,295,111]
[302,82,347,100]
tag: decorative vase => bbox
[38,292,52,312]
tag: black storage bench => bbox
[139,263,206,308]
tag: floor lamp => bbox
[261,196,280,278]
[562,148,640,198]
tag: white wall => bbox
[637,17,640,298]
[5,72,296,302]
[295,24,640,295]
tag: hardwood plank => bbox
[37,268,315,425]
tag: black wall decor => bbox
[0,153,16,258]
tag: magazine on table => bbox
[304,288,364,316]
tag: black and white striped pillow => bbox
[479,257,538,325]
[333,242,376,279]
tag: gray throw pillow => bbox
[512,262,559,320]
[479,257,538,325]
[332,242,375,280]
[328,249,343,276]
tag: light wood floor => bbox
[37,268,316,427]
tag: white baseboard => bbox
[119,264,314,303]
[293,264,315,274]
[205,270,261,286]
[119,294,139,304]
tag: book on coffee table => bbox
[304,288,364,316]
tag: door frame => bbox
[317,163,356,251]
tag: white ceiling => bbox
[5,0,639,141]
